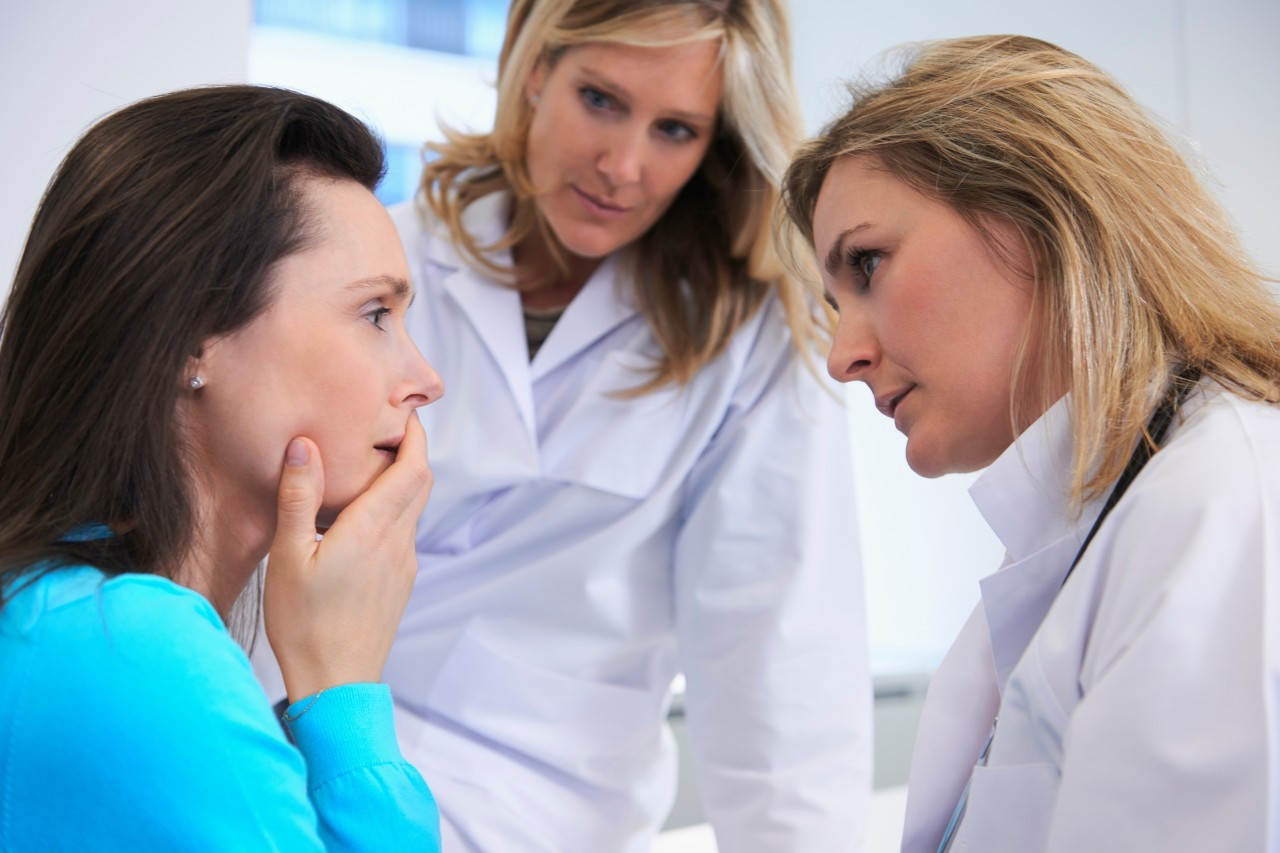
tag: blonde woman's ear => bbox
[525,59,547,108]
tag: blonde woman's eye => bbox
[845,247,882,289]
[860,253,881,280]
[367,307,391,329]
[580,87,612,111]
[657,120,695,142]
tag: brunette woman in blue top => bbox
[0,86,443,850]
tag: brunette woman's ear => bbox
[184,346,208,392]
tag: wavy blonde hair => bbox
[421,0,823,391]
[782,34,1280,505]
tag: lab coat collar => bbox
[422,192,510,269]
[969,395,1104,694]
[427,192,641,383]
[969,395,1079,562]
[529,253,634,381]
[426,195,535,436]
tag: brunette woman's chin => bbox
[313,472,378,533]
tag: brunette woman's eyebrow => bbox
[345,275,411,302]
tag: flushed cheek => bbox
[314,439,386,523]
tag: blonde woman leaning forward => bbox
[268,0,869,850]
[783,34,1280,853]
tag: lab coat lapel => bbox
[901,605,1001,853]
[903,397,1091,853]
[979,536,1081,692]
[529,254,637,381]
[969,396,1097,693]
[440,266,537,439]
[427,194,538,440]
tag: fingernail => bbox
[286,439,308,467]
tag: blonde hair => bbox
[421,0,823,391]
[782,34,1280,505]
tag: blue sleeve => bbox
[0,573,440,851]
[283,683,440,850]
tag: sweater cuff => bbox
[283,683,403,788]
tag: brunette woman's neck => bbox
[178,489,271,620]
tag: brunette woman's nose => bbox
[400,346,444,408]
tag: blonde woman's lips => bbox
[875,386,913,419]
[572,185,629,218]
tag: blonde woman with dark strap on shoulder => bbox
[784,34,1280,853]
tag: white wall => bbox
[0,1,253,295]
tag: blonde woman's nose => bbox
[597,127,644,186]
[826,314,879,384]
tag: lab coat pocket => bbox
[541,351,689,499]
[955,762,1060,853]
[426,626,660,787]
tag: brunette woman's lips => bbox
[374,436,403,460]
[572,185,629,219]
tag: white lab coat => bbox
[378,195,871,852]
[902,383,1280,852]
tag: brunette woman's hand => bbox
[263,412,432,703]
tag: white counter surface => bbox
[653,784,908,852]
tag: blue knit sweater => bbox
[0,566,440,851]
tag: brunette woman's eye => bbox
[367,307,391,330]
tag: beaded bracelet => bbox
[281,687,330,724]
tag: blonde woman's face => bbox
[813,156,1036,478]
[523,40,722,259]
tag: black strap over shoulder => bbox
[1063,367,1202,585]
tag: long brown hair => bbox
[0,85,386,606]
[421,0,825,392]
[782,35,1280,505]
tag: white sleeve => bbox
[1044,413,1278,852]
[673,316,873,852]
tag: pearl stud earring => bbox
[189,376,205,390]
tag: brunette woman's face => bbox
[813,156,1037,477]
[523,39,723,259]
[192,176,443,526]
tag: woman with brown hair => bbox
[0,85,443,849]
[344,0,871,849]
[784,34,1280,852]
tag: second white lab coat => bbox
[375,195,872,852]
[902,383,1280,852]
